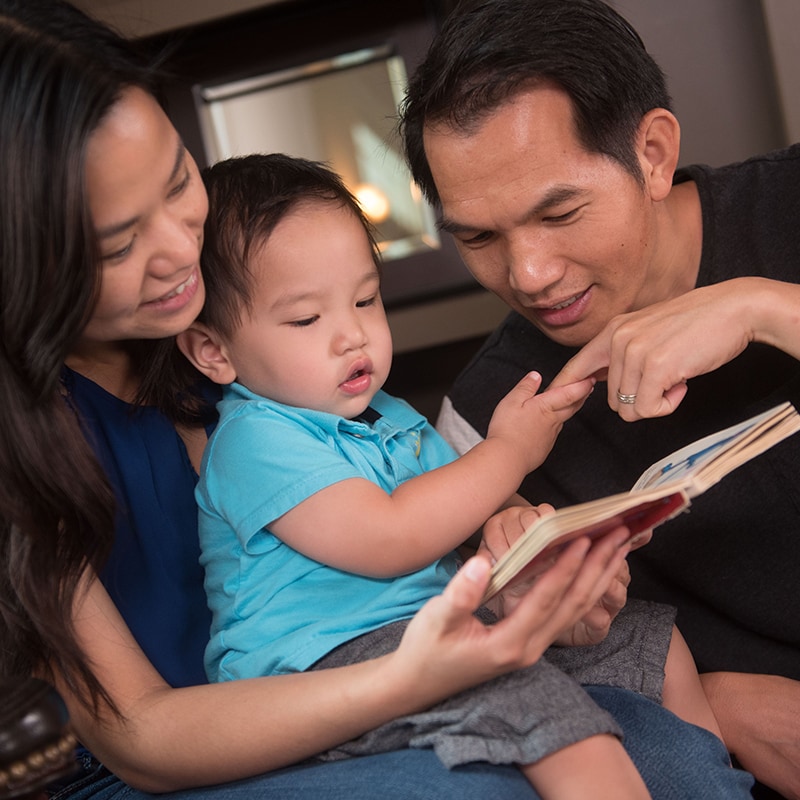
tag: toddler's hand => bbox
[480,504,555,563]
[486,371,594,474]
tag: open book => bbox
[482,401,800,602]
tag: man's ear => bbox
[177,323,237,385]
[636,108,681,202]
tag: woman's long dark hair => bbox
[0,0,200,711]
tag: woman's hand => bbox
[391,527,633,700]
[552,278,800,420]
[479,504,631,645]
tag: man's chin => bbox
[519,312,595,350]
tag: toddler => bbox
[179,153,721,799]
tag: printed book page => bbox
[633,402,800,494]
[482,402,800,602]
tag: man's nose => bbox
[506,234,564,298]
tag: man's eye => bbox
[461,231,493,246]
[543,208,579,223]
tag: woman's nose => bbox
[150,214,202,277]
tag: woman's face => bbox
[79,87,208,350]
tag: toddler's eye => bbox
[289,316,318,328]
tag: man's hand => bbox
[701,671,800,799]
[552,279,767,420]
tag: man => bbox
[399,1,800,798]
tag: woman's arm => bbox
[59,530,630,793]
[270,372,593,576]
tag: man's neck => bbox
[660,181,703,299]
[642,178,704,307]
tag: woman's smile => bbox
[143,266,202,311]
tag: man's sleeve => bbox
[435,395,484,455]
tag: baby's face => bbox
[225,200,393,418]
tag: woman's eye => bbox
[102,238,135,262]
[356,295,376,308]
[168,170,191,198]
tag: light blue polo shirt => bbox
[197,382,460,681]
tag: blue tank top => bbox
[62,367,219,687]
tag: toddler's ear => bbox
[177,324,237,385]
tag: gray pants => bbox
[312,599,675,768]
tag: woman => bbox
[0,2,740,798]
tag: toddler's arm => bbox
[270,372,593,577]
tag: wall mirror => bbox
[194,45,440,262]
[146,0,477,307]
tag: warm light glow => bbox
[354,183,391,224]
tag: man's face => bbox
[424,85,662,347]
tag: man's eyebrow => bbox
[437,184,586,236]
[437,216,476,236]
[96,140,186,240]
[532,185,585,214]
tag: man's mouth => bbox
[525,287,593,329]
[547,293,581,311]
[531,288,589,312]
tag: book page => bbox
[633,402,799,494]
[482,489,689,602]
[483,402,800,603]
